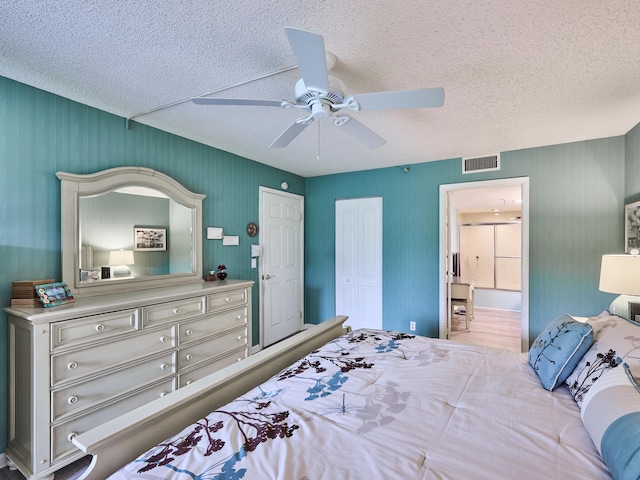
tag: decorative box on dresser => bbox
[4,279,253,480]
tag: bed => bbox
[72,313,640,480]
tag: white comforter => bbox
[110,329,611,479]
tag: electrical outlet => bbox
[409,321,416,331]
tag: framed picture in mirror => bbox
[134,227,167,251]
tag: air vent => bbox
[462,154,500,174]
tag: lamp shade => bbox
[599,254,640,295]
[108,250,135,266]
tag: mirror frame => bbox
[57,166,205,297]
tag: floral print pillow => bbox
[565,314,640,407]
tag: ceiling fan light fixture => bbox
[310,101,330,119]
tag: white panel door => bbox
[260,188,304,347]
[335,197,382,330]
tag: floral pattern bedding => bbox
[109,329,611,480]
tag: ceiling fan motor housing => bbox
[294,76,346,110]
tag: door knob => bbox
[262,274,276,280]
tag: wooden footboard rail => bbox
[73,316,349,480]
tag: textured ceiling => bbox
[2,1,640,177]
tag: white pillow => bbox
[565,314,640,407]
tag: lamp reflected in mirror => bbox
[108,250,135,278]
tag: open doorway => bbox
[439,177,530,352]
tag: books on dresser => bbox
[11,278,55,306]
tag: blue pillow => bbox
[581,364,640,480]
[528,314,594,391]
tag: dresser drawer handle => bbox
[173,308,182,315]
[160,335,169,343]
[160,363,169,370]
[225,297,231,303]
[186,380,193,385]
[95,324,105,332]
[185,328,193,336]
[68,432,78,442]
[236,357,243,362]
[160,391,168,397]
[236,336,244,342]
[67,361,78,370]
[68,396,78,405]
[236,314,243,321]
[185,353,193,361]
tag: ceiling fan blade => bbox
[352,87,445,111]
[333,115,386,149]
[191,97,283,107]
[269,119,312,148]
[284,27,330,94]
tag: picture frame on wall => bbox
[625,201,640,253]
[134,227,167,251]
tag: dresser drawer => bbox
[207,288,247,313]
[179,307,247,345]
[178,348,246,388]
[52,351,176,422]
[142,296,206,327]
[51,377,176,462]
[51,325,176,387]
[50,309,139,351]
[177,329,247,373]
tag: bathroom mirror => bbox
[57,167,205,297]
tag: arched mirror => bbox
[57,167,205,297]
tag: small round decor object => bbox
[280,181,289,190]
[631,248,640,256]
[246,222,258,237]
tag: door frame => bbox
[438,177,530,352]
[258,186,305,350]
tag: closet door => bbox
[459,225,495,288]
[335,198,382,330]
[495,223,521,290]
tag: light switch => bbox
[251,258,257,269]
[251,244,261,257]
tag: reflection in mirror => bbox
[57,167,205,297]
[79,187,193,283]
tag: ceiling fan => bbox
[192,27,445,149]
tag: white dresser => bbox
[4,279,253,480]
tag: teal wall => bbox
[0,76,304,452]
[1,73,638,456]
[305,137,627,339]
